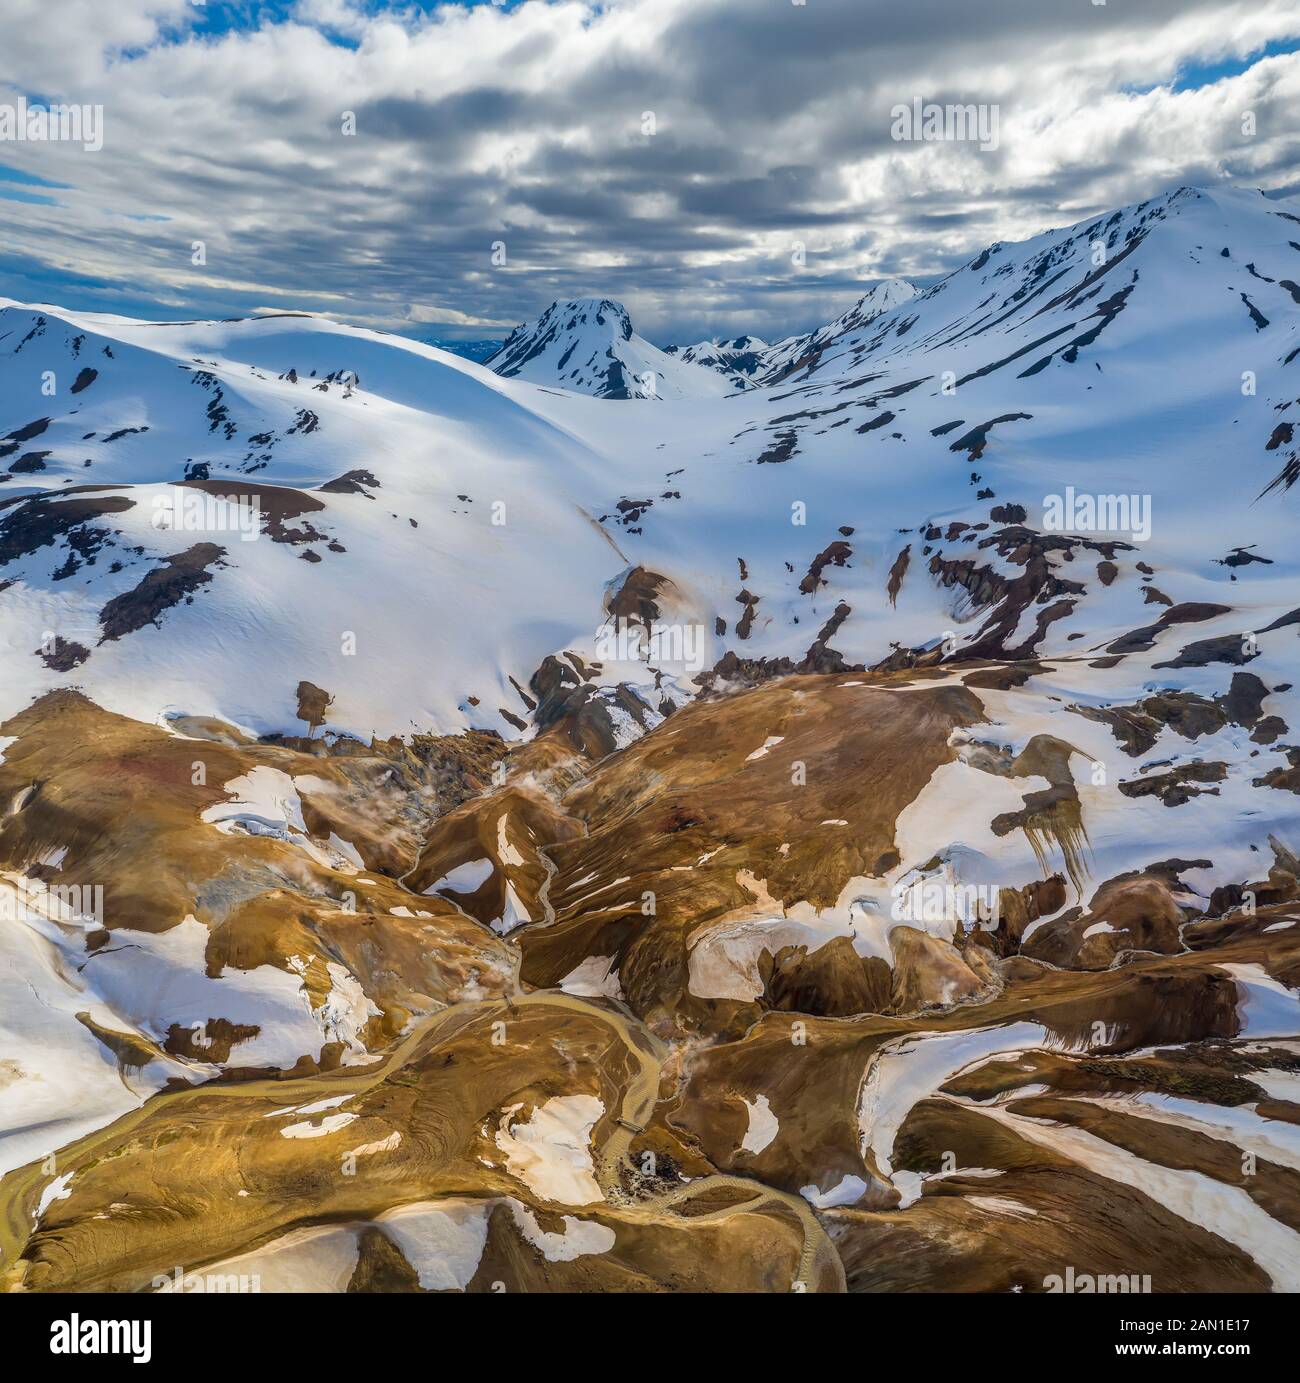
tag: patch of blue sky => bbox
[0,186,59,206]
[158,0,533,44]
[1121,37,1300,97]
[1172,38,1300,91]
[0,162,72,190]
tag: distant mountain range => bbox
[422,337,502,364]
[482,283,922,397]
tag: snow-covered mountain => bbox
[4,183,1300,1296]
[662,334,770,391]
[760,277,917,382]
[2,184,1297,783]
[484,296,733,399]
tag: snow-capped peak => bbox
[827,279,918,333]
[485,297,733,400]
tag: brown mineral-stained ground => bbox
[0,691,516,1049]
[1,664,1298,1294]
[3,991,840,1293]
[519,673,992,1032]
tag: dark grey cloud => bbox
[0,0,1298,344]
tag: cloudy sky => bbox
[1,0,1298,345]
